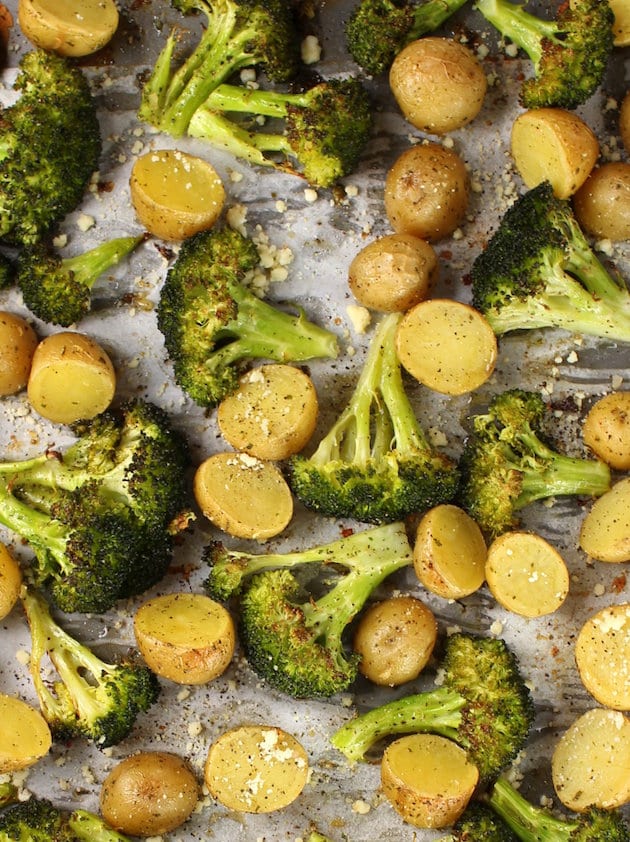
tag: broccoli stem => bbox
[409,0,470,39]
[0,480,70,573]
[331,686,467,761]
[187,107,286,168]
[516,444,612,510]
[488,777,575,842]
[204,83,320,117]
[68,810,133,841]
[561,214,630,305]
[475,0,558,65]
[60,235,144,289]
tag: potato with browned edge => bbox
[354,595,437,686]
[579,477,630,563]
[575,603,630,710]
[100,751,199,837]
[583,392,630,470]
[573,162,630,242]
[0,542,22,620]
[384,143,469,242]
[0,310,38,396]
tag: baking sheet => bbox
[1,1,629,839]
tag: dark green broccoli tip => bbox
[458,388,611,538]
[488,776,630,842]
[0,798,70,842]
[475,0,614,109]
[17,235,145,327]
[331,633,534,782]
[447,801,519,841]
[157,226,338,407]
[0,251,14,289]
[22,586,160,747]
[345,0,470,75]
[0,782,18,810]
[471,182,630,343]
[288,312,458,523]
[0,50,101,247]
[138,0,299,137]
[208,521,413,697]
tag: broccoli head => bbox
[289,312,459,523]
[17,234,145,327]
[471,182,630,343]
[205,521,413,697]
[458,389,611,538]
[0,251,13,289]
[22,586,160,748]
[0,798,133,842]
[476,0,614,109]
[446,801,519,841]
[0,50,101,247]
[138,0,299,137]
[331,632,534,783]
[156,226,339,406]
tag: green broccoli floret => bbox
[16,235,145,327]
[0,400,191,611]
[475,0,614,109]
[330,632,534,783]
[22,586,160,748]
[471,182,630,343]
[156,226,339,406]
[0,783,17,810]
[0,798,133,841]
[138,0,299,138]
[288,312,459,524]
[0,50,101,247]
[0,252,14,289]
[205,521,413,697]
[444,801,519,841]
[458,389,611,539]
[486,776,630,842]
[345,0,470,75]
[187,78,372,188]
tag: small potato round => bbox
[414,504,486,599]
[396,299,497,396]
[552,707,630,811]
[134,592,236,685]
[204,725,309,813]
[18,0,119,57]
[384,143,469,242]
[485,531,570,618]
[389,37,487,136]
[217,364,318,461]
[510,108,599,199]
[101,751,199,837]
[381,734,478,829]
[0,693,52,773]
[194,452,293,541]
[620,91,630,152]
[579,478,630,563]
[0,310,38,396]
[353,596,437,686]
[575,603,630,710]
[27,331,115,424]
[583,392,630,470]
[130,149,226,241]
[0,542,22,620]
[573,162,630,242]
[348,233,438,313]
[609,0,630,46]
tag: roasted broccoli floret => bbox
[138,0,299,137]
[0,251,13,289]
[288,312,459,523]
[475,0,614,109]
[16,235,145,327]
[0,399,191,611]
[0,797,133,841]
[188,78,372,188]
[22,586,160,747]
[345,0,470,75]
[156,226,338,406]
[458,389,611,539]
[0,50,101,247]
[486,776,630,842]
[330,632,534,783]
[445,801,519,841]
[205,521,413,697]
[0,783,17,811]
[471,182,630,343]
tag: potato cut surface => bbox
[0,542,22,620]
[579,478,630,563]
[583,392,630,470]
[575,603,630,709]
[18,0,119,56]
[0,693,52,772]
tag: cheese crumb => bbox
[346,304,371,334]
[301,35,322,65]
[76,214,95,232]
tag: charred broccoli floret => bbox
[16,235,145,327]
[471,183,630,343]
[445,801,519,841]
[0,797,133,841]
[0,50,101,247]
[205,521,413,697]
[156,226,338,406]
[345,0,470,75]
[475,0,614,109]
[22,586,160,748]
[458,389,611,539]
[288,313,459,523]
[330,633,534,783]
[138,0,299,137]
[0,252,13,289]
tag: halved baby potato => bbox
[18,0,119,57]
[575,603,630,710]
[0,693,52,772]
[609,0,630,46]
[0,310,38,397]
[573,162,630,242]
[130,149,226,241]
[0,542,23,620]
[579,478,630,563]
[583,392,630,470]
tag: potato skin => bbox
[0,310,38,396]
[384,143,468,242]
[583,392,630,470]
[573,162,630,242]
[100,751,199,837]
[389,37,487,135]
[0,542,23,620]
